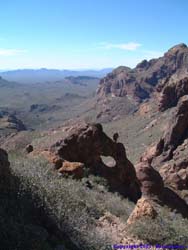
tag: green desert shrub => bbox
[127,209,188,246]
[9,152,188,249]
[8,153,134,250]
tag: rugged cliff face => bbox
[97,44,188,103]
[137,95,188,214]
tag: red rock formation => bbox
[135,161,164,200]
[49,123,141,202]
[158,77,188,111]
[97,44,188,103]
[155,95,188,162]
[137,95,188,216]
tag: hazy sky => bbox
[0,0,187,69]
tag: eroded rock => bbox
[135,161,164,200]
[155,95,188,162]
[158,77,188,111]
[49,123,141,201]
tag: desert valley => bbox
[1,1,188,249]
[1,43,188,249]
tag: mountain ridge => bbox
[0,68,113,84]
[97,43,188,103]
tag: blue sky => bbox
[0,0,187,69]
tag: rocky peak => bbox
[166,43,187,55]
[97,43,188,104]
[136,59,149,70]
[112,66,131,74]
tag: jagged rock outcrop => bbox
[140,95,188,166]
[48,123,141,201]
[155,95,188,162]
[158,77,188,111]
[138,95,188,214]
[136,158,188,217]
[97,43,188,103]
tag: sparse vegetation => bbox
[3,152,187,249]
[127,209,188,245]
[7,153,135,249]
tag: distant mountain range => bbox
[0,68,113,84]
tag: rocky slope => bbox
[138,95,188,208]
[97,43,188,104]
[0,110,26,137]
[95,43,188,217]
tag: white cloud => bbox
[100,42,142,51]
[0,48,27,56]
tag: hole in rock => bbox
[101,156,116,168]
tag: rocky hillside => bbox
[97,43,188,103]
[0,110,26,137]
